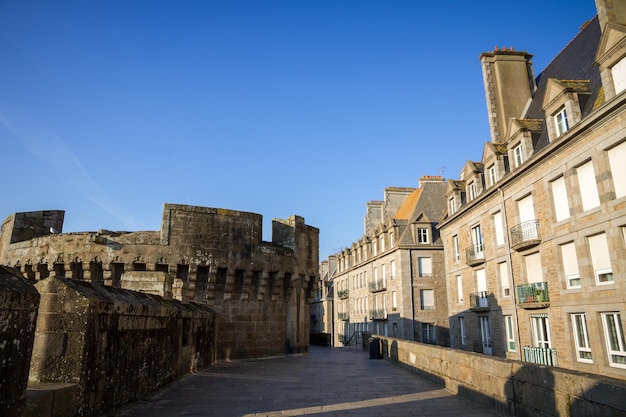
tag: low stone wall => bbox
[379,336,626,417]
[0,266,40,416]
[26,276,217,417]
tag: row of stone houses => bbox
[319,0,626,381]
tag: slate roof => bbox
[524,16,602,151]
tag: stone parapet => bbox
[379,336,626,416]
[28,276,217,417]
[0,266,40,417]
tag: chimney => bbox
[480,49,535,144]
[596,0,626,32]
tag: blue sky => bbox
[0,0,597,260]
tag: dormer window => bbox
[468,181,476,201]
[555,107,569,136]
[417,227,429,244]
[513,143,524,168]
[449,197,456,214]
[612,57,626,95]
[487,164,497,187]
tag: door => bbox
[480,316,492,355]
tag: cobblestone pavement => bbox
[115,345,505,417]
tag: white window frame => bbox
[531,316,551,349]
[420,289,434,310]
[513,143,524,168]
[417,228,429,244]
[392,291,397,311]
[601,312,626,368]
[588,233,614,285]
[608,141,626,199]
[612,56,626,95]
[555,107,569,136]
[418,257,432,277]
[577,161,600,212]
[488,164,497,187]
[505,315,516,352]
[422,323,436,344]
[453,235,460,262]
[493,211,505,246]
[499,261,510,297]
[551,176,570,222]
[571,313,593,363]
[468,181,476,201]
[471,224,483,254]
[449,197,456,215]
[560,242,581,289]
[456,275,463,303]
[390,260,396,279]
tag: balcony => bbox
[517,282,550,309]
[338,289,349,299]
[369,309,388,321]
[469,291,490,312]
[465,244,485,266]
[338,312,350,321]
[523,346,558,367]
[510,220,541,251]
[369,280,386,293]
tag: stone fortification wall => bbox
[0,203,319,360]
[378,336,626,417]
[27,276,216,417]
[0,266,40,416]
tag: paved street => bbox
[115,345,504,417]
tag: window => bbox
[453,235,460,262]
[389,232,395,248]
[471,224,483,254]
[608,141,626,198]
[390,260,396,279]
[499,262,510,297]
[417,228,429,244]
[468,181,476,201]
[572,313,592,362]
[577,161,600,211]
[560,242,581,288]
[588,233,613,284]
[602,312,626,367]
[418,257,432,277]
[531,315,551,349]
[513,143,524,168]
[612,57,626,95]
[555,107,569,136]
[459,316,467,345]
[518,194,536,224]
[373,239,378,256]
[487,164,497,187]
[392,291,397,311]
[422,323,436,344]
[420,289,434,310]
[381,264,387,286]
[449,197,456,215]
[551,176,570,222]
[380,235,385,252]
[456,275,463,303]
[493,211,505,246]
[524,252,544,284]
[505,315,516,352]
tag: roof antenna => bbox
[439,166,446,177]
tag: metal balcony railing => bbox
[523,346,558,366]
[369,309,388,320]
[469,291,490,311]
[338,289,349,299]
[369,280,386,292]
[338,312,349,321]
[517,282,550,308]
[465,244,484,265]
[510,220,541,250]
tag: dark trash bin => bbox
[369,337,382,359]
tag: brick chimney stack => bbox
[480,49,536,144]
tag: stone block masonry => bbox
[26,276,217,417]
[0,266,40,417]
[378,335,626,417]
[1,203,319,361]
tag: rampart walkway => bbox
[116,345,504,417]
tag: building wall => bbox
[0,203,319,360]
[0,267,39,417]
